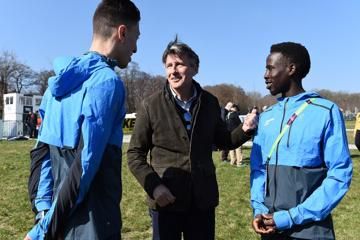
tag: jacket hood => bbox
[48,52,117,98]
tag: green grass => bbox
[345,120,355,130]
[0,141,359,240]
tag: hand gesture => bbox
[242,108,259,133]
[252,213,276,235]
[152,184,176,207]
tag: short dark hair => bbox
[270,42,311,80]
[93,0,140,38]
[162,36,200,70]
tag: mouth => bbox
[170,76,181,82]
[265,81,272,89]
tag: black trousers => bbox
[150,207,215,240]
[355,130,360,151]
[221,149,229,161]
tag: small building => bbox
[2,93,42,138]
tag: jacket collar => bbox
[164,80,203,102]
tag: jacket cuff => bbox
[143,172,163,199]
[232,125,252,146]
[273,210,294,230]
[28,224,42,240]
[254,208,266,217]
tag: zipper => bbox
[287,124,292,147]
[271,98,288,211]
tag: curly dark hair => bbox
[270,42,311,80]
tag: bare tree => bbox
[204,84,251,114]
[118,62,167,113]
[0,51,17,95]
[34,70,55,95]
[317,89,360,112]
[8,63,36,93]
[0,51,24,115]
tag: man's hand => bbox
[224,102,234,111]
[152,184,176,207]
[252,214,276,235]
[23,235,31,240]
[242,108,259,133]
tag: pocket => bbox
[294,166,327,203]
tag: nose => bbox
[169,65,178,74]
[133,45,137,54]
[264,69,269,80]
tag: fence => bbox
[1,120,24,139]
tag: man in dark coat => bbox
[127,37,258,240]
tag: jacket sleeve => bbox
[127,100,162,199]
[76,79,123,204]
[273,105,353,230]
[214,103,251,149]
[250,123,269,217]
[33,147,53,212]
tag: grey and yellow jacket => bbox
[127,81,251,211]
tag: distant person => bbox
[250,42,352,239]
[34,111,41,138]
[354,112,360,150]
[25,112,36,138]
[24,0,140,239]
[220,101,233,162]
[31,111,38,138]
[127,37,258,240]
[226,104,244,167]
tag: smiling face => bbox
[165,53,197,96]
[264,52,293,97]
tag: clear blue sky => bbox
[1,0,359,96]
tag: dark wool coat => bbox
[127,81,251,211]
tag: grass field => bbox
[0,140,359,240]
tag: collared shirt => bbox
[169,85,197,112]
[169,85,197,132]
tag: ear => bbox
[287,63,296,77]
[117,25,127,42]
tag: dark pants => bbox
[150,207,215,240]
[221,149,229,161]
[355,130,360,151]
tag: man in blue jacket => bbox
[250,42,352,239]
[24,0,140,239]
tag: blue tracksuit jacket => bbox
[27,52,126,240]
[250,92,352,239]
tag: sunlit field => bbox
[0,131,358,239]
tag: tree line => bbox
[1,51,359,118]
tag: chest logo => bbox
[264,118,275,127]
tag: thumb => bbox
[251,108,258,114]
[166,191,176,202]
[261,213,272,219]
